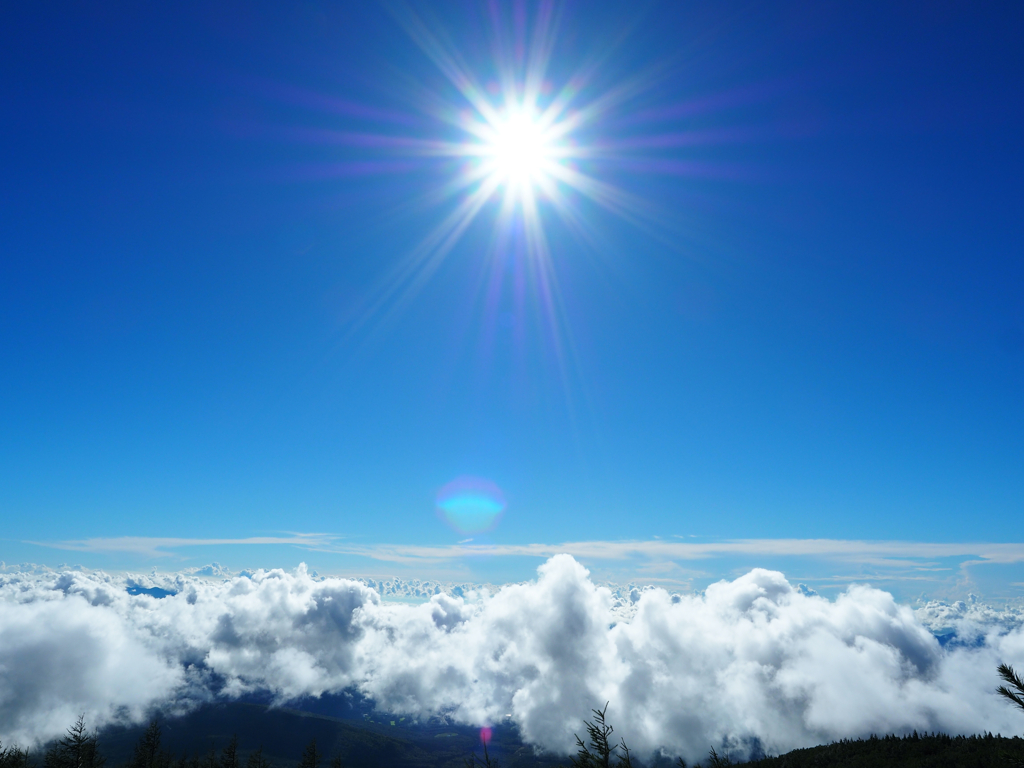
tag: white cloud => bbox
[2,556,1024,762]
[0,591,185,746]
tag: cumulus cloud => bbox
[2,557,1024,762]
[0,578,186,744]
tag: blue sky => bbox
[1,1,1022,597]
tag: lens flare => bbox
[436,477,506,534]
[482,106,557,193]
[335,2,663,348]
[276,4,750,387]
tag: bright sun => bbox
[483,107,556,193]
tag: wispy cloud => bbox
[34,535,1024,565]
[36,534,337,557]
[319,538,1024,566]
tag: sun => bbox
[483,106,556,193]
[339,3,680,343]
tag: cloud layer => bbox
[2,556,1024,762]
[31,535,1024,600]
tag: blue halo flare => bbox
[436,476,507,534]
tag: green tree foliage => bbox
[999,664,1024,714]
[327,756,341,768]
[244,749,269,768]
[568,704,633,768]
[297,740,320,768]
[45,716,104,768]
[998,664,1024,767]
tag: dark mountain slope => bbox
[737,732,1024,767]
[95,704,1024,768]
[96,702,559,768]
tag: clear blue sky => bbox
[1,1,1021,593]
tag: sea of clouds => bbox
[2,555,1024,763]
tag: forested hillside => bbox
[5,704,1024,768]
[737,732,1024,767]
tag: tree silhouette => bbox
[568,704,633,768]
[559,705,739,768]
[44,716,103,768]
[244,749,270,768]
[0,741,32,768]
[997,665,1024,768]
[298,740,320,768]
[130,721,171,768]
[704,747,733,768]
[464,741,497,768]
[219,738,238,768]
[999,664,1024,713]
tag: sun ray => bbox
[331,4,661,388]
[289,3,753,394]
[349,174,503,337]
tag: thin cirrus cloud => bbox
[30,536,1024,600]
[36,534,337,558]
[35,535,1024,565]
[324,539,1024,566]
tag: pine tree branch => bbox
[999,664,1024,712]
